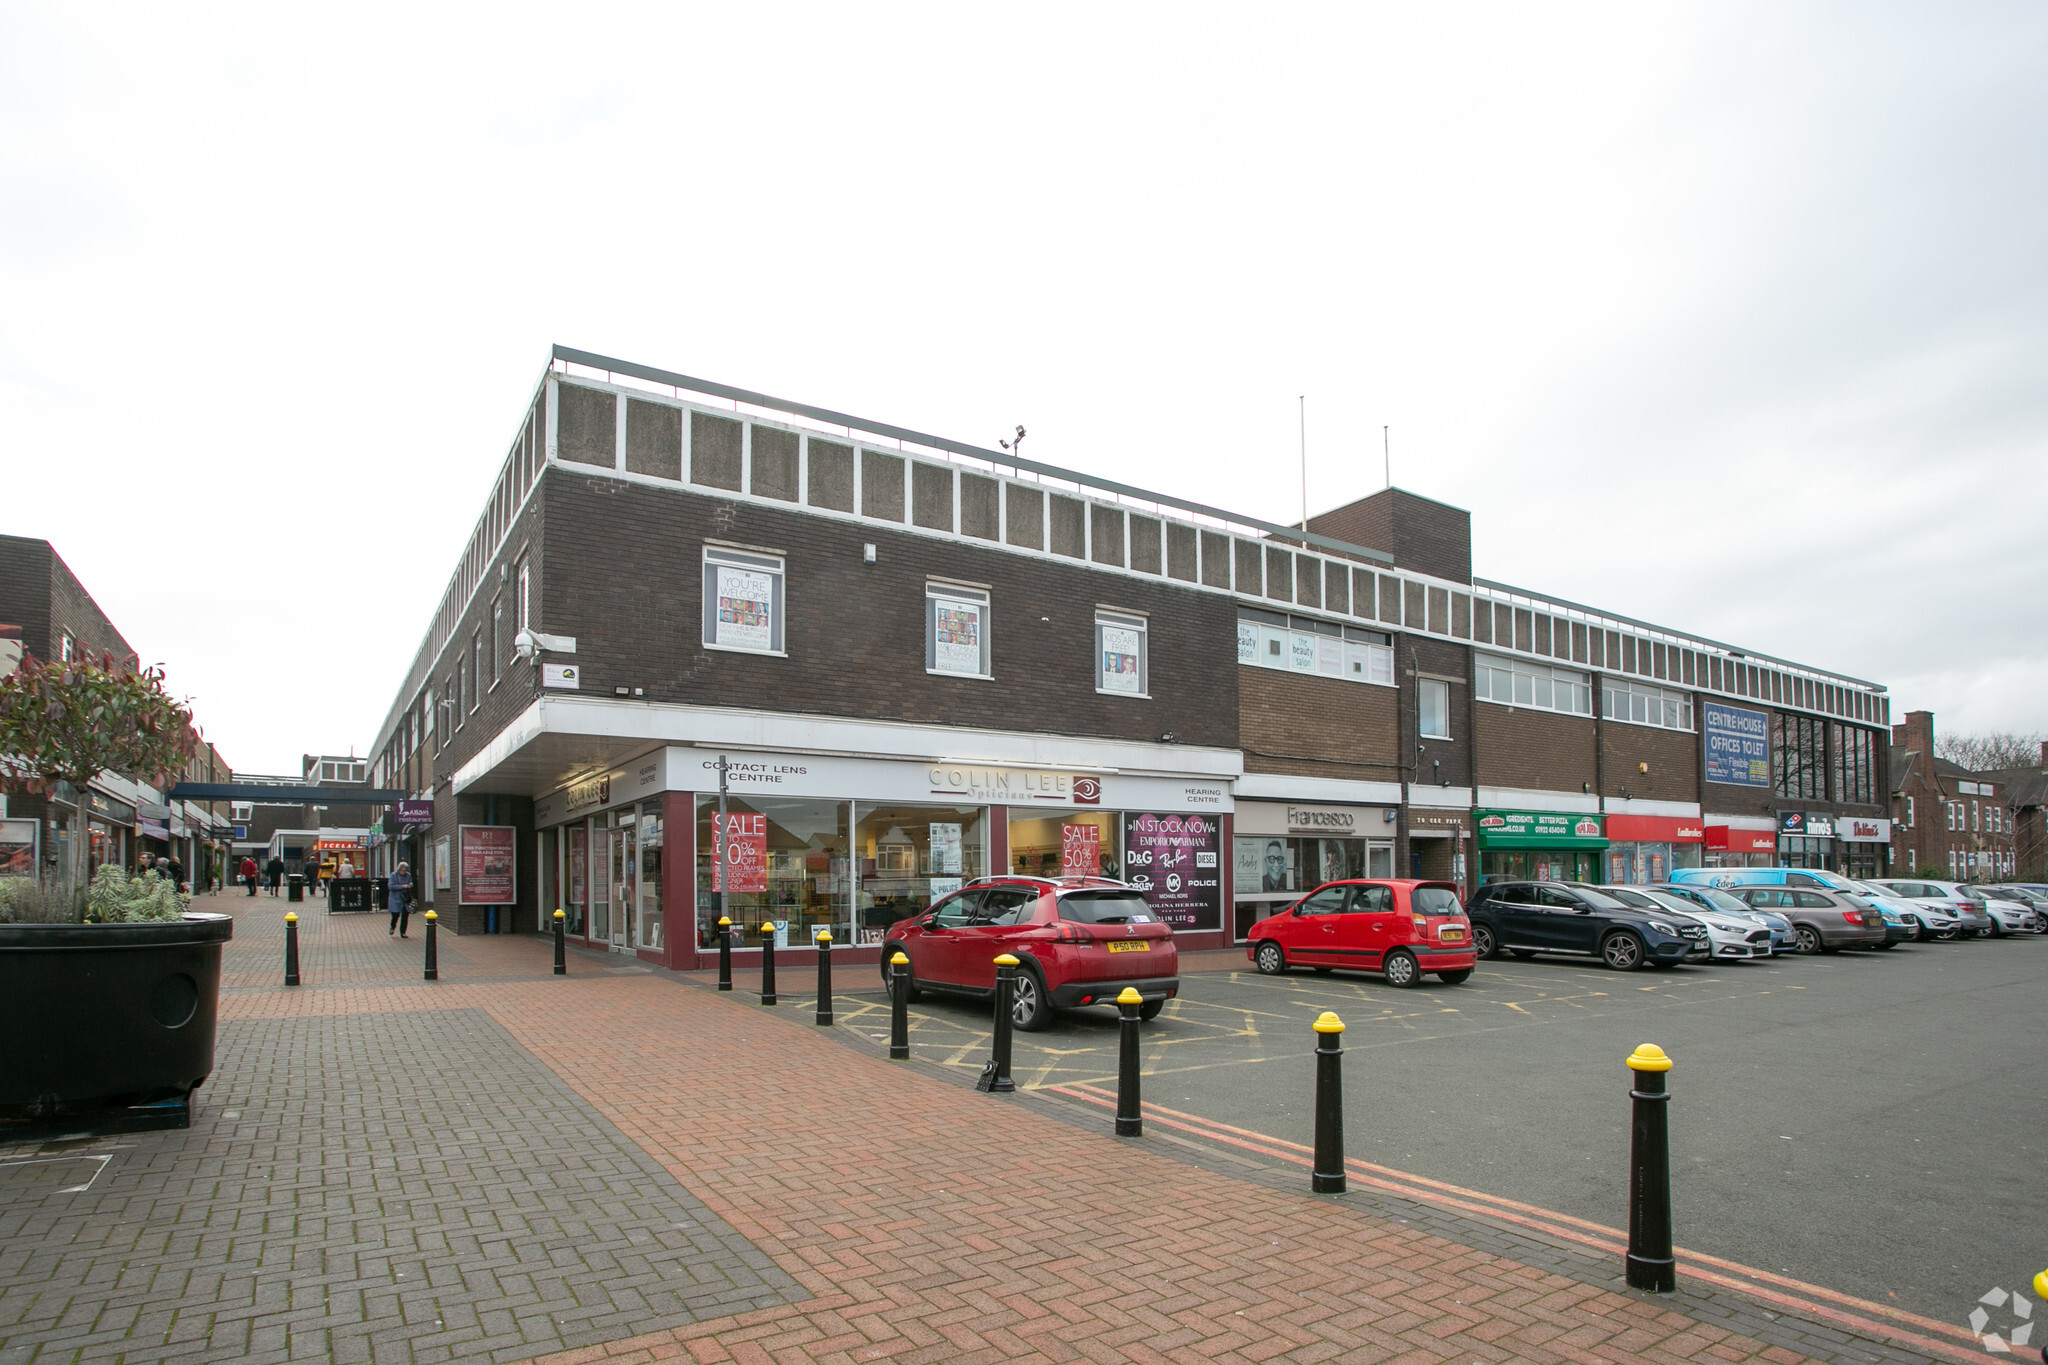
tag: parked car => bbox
[1726,886,1890,953]
[1605,886,1773,960]
[1967,885,2044,934]
[1648,882,1798,954]
[1466,881,1708,970]
[879,876,1178,1030]
[1245,880,1476,987]
[1866,879,1996,938]
[1671,866,1932,943]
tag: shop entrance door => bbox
[590,828,614,945]
[610,818,636,951]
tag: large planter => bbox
[0,912,232,1132]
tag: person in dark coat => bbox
[265,855,285,896]
[387,861,415,938]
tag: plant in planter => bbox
[0,651,229,1135]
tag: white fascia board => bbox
[1601,797,1703,818]
[1474,786,1597,813]
[454,696,1242,795]
[1705,813,1779,831]
[1235,773,1402,806]
[1406,785,1476,810]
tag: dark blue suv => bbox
[1466,880,1707,971]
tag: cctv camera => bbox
[513,629,536,661]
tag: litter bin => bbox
[286,873,305,904]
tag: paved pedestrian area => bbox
[0,894,1987,1365]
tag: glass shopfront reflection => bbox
[854,805,986,944]
[1007,811,1120,879]
[697,796,850,950]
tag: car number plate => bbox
[1106,940,1150,953]
[1439,929,1465,942]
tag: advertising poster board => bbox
[1099,624,1143,693]
[1123,812,1222,931]
[929,822,962,875]
[1704,702,1771,788]
[714,566,775,650]
[0,818,37,878]
[459,825,517,904]
[1060,822,1100,877]
[713,811,767,892]
[931,598,983,674]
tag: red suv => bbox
[1245,879,1476,987]
[880,876,1179,1030]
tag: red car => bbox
[880,876,1179,1030]
[1245,879,1476,987]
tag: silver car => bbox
[1869,879,1995,938]
[1966,886,2043,935]
[1608,887,1773,960]
[1649,883,1797,954]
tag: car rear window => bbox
[1057,892,1156,924]
[1411,887,1463,916]
[1692,887,1757,915]
[1572,887,1632,910]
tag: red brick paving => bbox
[202,892,1821,1365]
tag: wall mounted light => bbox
[863,544,877,564]
[1638,762,1650,774]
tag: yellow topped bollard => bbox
[283,911,301,986]
[758,921,778,1006]
[1312,1010,1346,1192]
[1626,1043,1673,1072]
[552,907,567,976]
[716,915,733,991]
[422,909,439,981]
[1115,987,1146,1136]
[979,953,1023,1093]
[1625,1043,1675,1293]
[888,951,912,1059]
[1313,1010,1345,1034]
[814,927,835,1026]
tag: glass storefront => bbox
[1480,849,1599,884]
[538,801,663,948]
[1604,842,1702,885]
[1008,810,1120,878]
[1229,834,1392,939]
[1778,834,1834,870]
[1474,809,1607,885]
[855,804,985,944]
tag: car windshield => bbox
[1692,887,1761,916]
[1411,886,1463,916]
[1841,894,1873,909]
[1637,890,1704,918]
[1605,887,1659,909]
[1057,892,1155,924]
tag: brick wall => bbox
[1598,718,1699,805]
[1238,667,1399,781]
[1474,703,1596,794]
[1308,489,1471,585]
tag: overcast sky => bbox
[4,3,2044,774]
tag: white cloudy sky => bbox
[4,3,2044,773]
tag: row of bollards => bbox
[282,906,442,985]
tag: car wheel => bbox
[1600,932,1645,971]
[1254,941,1288,975]
[1935,927,1958,941]
[880,945,922,1002]
[1795,925,1823,954]
[1382,951,1420,988]
[1139,997,1166,1021]
[1471,924,1498,959]
[1435,968,1473,985]
[1010,967,1051,1031]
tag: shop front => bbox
[1475,809,1606,884]
[1230,800,1396,940]
[1836,815,1890,878]
[1703,820,1776,869]
[1603,813,1705,885]
[1776,811,1835,870]
[1406,807,1472,890]
[532,747,1234,966]
[85,788,135,879]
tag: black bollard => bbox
[888,952,911,1059]
[284,911,301,987]
[814,929,834,1025]
[977,954,1018,1093]
[1624,1044,1676,1292]
[552,908,566,975]
[1311,1011,1346,1193]
[423,909,439,981]
[1115,986,1143,1136]
[759,922,777,1005]
[716,916,733,991]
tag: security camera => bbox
[513,629,536,661]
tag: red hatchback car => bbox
[880,876,1179,1030]
[1245,879,1476,986]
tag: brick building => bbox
[1887,712,2027,881]
[361,346,1895,965]
[0,534,235,889]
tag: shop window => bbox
[1095,610,1148,697]
[927,582,991,678]
[1476,653,1590,716]
[858,804,986,942]
[1010,810,1119,879]
[1419,679,1450,739]
[1603,679,1693,732]
[697,796,852,949]
[702,546,786,655]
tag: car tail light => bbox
[1413,917,1429,931]
[1841,911,1862,925]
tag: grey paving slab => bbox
[0,1008,803,1364]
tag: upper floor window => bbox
[1478,653,1590,716]
[1604,678,1692,730]
[231,801,253,823]
[1235,609,1392,687]
[59,633,74,662]
[456,656,469,724]
[516,562,531,632]
[1095,610,1148,697]
[927,581,991,679]
[491,600,503,685]
[1905,796,1914,828]
[471,633,483,710]
[1419,679,1451,738]
[703,546,785,655]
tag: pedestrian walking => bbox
[163,854,185,892]
[240,854,259,896]
[387,861,414,938]
[265,854,284,896]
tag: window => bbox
[1236,610,1392,687]
[1476,653,1590,716]
[1905,796,1914,828]
[59,633,75,662]
[517,562,531,632]
[702,546,785,654]
[1603,678,1693,730]
[491,599,503,685]
[456,655,468,725]
[423,687,435,741]
[1297,886,1348,915]
[1419,679,1450,738]
[1773,713,1826,800]
[231,801,253,824]
[1095,610,1147,696]
[926,582,991,678]
[1971,801,1979,833]
[470,634,482,711]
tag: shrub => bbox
[0,876,83,924]
[82,865,188,923]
